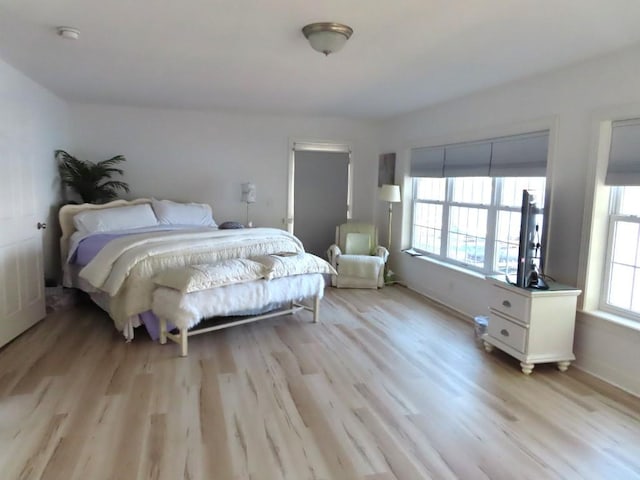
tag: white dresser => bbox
[483,276,581,374]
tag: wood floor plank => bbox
[353,407,448,480]
[304,373,387,476]
[108,373,154,479]
[0,286,638,479]
[198,359,235,479]
[286,372,361,478]
[14,412,68,480]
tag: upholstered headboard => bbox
[58,198,152,263]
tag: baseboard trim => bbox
[572,364,640,398]
[397,282,473,324]
[572,358,640,398]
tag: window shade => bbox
[443,141,492,177]
[489,132,548,177]
[410,130,549,179]
[410,146,444,177]
[606,119,640,186]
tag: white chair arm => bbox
[375,246,389,263]
[327,244,342,287]
[327,244,342,267]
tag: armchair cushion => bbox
[345,233,371,255]
[336,255,384,280]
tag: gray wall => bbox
[294,151,349,257]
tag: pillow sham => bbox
[252,253,337,280]
[153,258,265,293]
[151,198,217,227]
[73,203,159,234]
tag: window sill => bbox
[577,309,640,333]
[404,251,487,281]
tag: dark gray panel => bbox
[294,151,349,258]
[607,119,640,185]
[490,132,548,177]
[410,146,444,177]
[444,141,492,177]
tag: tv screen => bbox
[516,190,546,289]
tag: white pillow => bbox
[252,253,337,280]
[73,204,159,234]
[153,259,265,293]
[151,198,216,227]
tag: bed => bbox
[59,198,331,347]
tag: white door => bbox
[288,142,352,258]
[0,131,45,347]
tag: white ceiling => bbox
[1,0,639,119]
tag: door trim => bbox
[287,139,353,234]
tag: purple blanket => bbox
[139,310,176,341]
[72,233,130,266]
[70,226,203,266]
[71,229,179,340]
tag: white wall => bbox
[379,44,640,396]
[68,104,380,229]
[0,58,70,280]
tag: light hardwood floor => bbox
[1,286,639,480]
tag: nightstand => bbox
[483,276,581,374]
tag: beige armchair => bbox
[327,223,389,288]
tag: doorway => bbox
[288,141,352,258]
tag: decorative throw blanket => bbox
[152,253,336,293]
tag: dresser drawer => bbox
[487,312,528,353]
[489,285,530,321]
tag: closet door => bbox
[293,150,350,258]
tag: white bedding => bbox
[153,273,325,330]
[70,227,304,331]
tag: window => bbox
[409,130,549,275]
[412,176,546,276]
[602,186,640,320]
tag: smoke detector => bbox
[57,27,80,40]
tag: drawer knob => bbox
[500,329,510,337]
[502,300,511,308]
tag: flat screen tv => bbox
[516,189,547,289]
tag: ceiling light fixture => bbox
[302,22,353,56]
[57,26,80,40]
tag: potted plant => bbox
[56,150,130,204]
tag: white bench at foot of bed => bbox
[152,273,325,356]
[158,297,320,357]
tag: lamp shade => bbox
[241,182,256,203]
[379,184,401,203]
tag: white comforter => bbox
[77,228,304,330]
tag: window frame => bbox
[600,186,640,322]
[411,177,539,276]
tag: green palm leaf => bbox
[56,150,130,204]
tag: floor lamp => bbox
[379,184,401,282]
